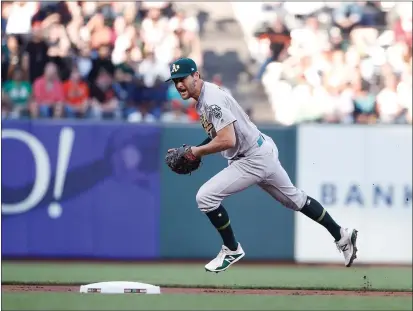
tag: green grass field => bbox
[2,261,412,310]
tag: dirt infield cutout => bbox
[2,285,412,297]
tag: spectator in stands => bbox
[123,5,141,33]
[138,50,169,88]
[87,13,114,51]
[2,67,32,118]
[112,2,136,22]
[76,47,93,79]
[149,77,169,118]
[140,1,174,19]
[63,67,90,118]
[88,45,115,84]
[393,3,412,49]
[112,21,135,65]
[168,13,202,67]
[323,50,351,91]
[160,99,190,123]
[253,2,412,125]
[169,9,199,34]
[79,1,97,22]
[333,2,364,43]
[313,75,354,124]
[329,27,345,51]
[65,2,84,50]
[1,99,12,119]
[186,99,200,122]
[0,1,207,123]
[352,77,377,124]
[114,48,137,81]
[140,7,169,54]
[23,23,49,83]
[126,76,145,115]
[46,21,71,81]
[1,2,10,34]
[376,73,405,123]
[289,15,330,58]
[212,74,232,95]
[5,1,38,37]
[349,3,387,59]
[4,35,23,81]
[254,17,291,81]
[291,73,321,124]
[397,57,412,124]
[113,67,132,104]
[32,62,68,118]
[1,31,8,82]
[89,69,120,119]
[127,97,157,123]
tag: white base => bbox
[79,281,161,294]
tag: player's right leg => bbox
[196,161,262,273]
[258,137,358,267]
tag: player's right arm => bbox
[191,122,236,158]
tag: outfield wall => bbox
[2,121,411,263]
[295,124,412,264]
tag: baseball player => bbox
[165,58,358,273]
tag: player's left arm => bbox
[192,103,236,157]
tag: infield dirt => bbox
[2,285,412,297]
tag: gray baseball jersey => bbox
[196,82,261,160]
[194,81,307,215]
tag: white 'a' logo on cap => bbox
[171,64,180,73]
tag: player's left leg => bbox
[196,157,265,273]
[258,136,358,267]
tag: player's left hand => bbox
[168,146,201,158]
[165,145,202,175]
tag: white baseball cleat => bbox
[335,228,358,267]
[205,243,245,273]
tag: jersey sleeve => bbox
[205,90,236,132]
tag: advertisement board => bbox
[2,120,161,259]
[295,125,412,264]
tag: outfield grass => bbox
[2,262,412,291]
[2,292,412,311]
[2,262,412,310]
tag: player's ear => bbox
[193,71,201,80]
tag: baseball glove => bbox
[165,145,201,175]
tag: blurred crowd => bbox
[2,2,412,126]
[248,2,412,125]
[1,1,204,123]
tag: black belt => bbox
[231,134,265,160]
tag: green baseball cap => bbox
[165,58,198,82]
